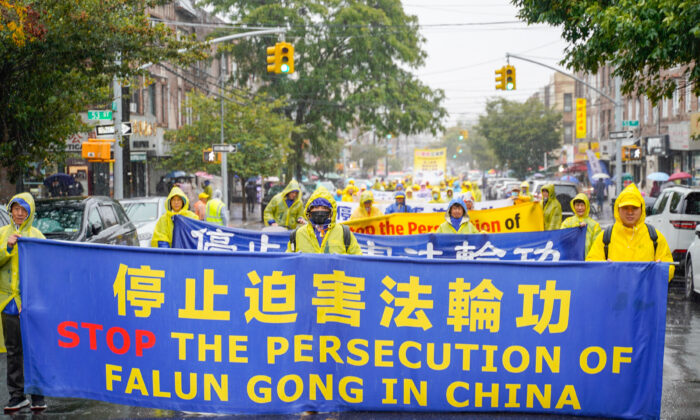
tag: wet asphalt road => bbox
[1,205,698,419]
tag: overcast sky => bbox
[402,0,568,129]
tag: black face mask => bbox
[309,211,331,225]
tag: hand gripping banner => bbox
[172,216,585,261]
[20,239,667,418]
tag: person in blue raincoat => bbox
[0,193,47,412]
[437,196,479,234]
[384,191,413,214]
[151,186,199,247]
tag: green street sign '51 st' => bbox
[88,110,112,121]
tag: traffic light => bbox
[460,129,469,140]
[495,66,506,90]
[203,148,221,163]
[505,65,516,90]
[266,42,295,74]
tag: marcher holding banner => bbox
[541,184,562,230]
[287,189,361,254]
[0,193,46,412]
[350,191,381,220]
[587,183,675,280]
[516,181,532,204]
[151,186,198,248]
[384,191,414,214]
[560,193,601,255]
[263,179,304,229]
[437,197,479,234]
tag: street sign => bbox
[212,143,237,153]
[623,120,639,127]
[95,122,132,136]
[87,110,112,121]
[130,152,147,162]
[609,130,634,139]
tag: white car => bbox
[120,197,167,247]
[645,186,700,277]
[685,226,700,299]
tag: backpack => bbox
[603,222,657,260]
[289,224,352,253]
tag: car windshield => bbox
[123,202,159,223]
[34,201,83,234]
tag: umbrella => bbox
[164,170,188,179]
[592,173,610,180]
[194,171,213,179]
[560,175,579,183]
[43,173,75,188]
[646,172,669,182]
[487,169,496,175]
[668,171,692,181]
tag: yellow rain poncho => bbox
[350,191,382,220]
[541,184,562,230]
[151,186,199,247]
[587,183,674,280]
[437,197,479,234]
[287,189,361,254]
[263,180,304,229]
[560,193,602,256]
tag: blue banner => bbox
[20,239,667,418]
[172,216,586,261]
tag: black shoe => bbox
[4,396,29,413]
[31,396,47,411]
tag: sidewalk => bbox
[227,200,265,230]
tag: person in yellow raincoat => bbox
[0,193,46,411]
[437,197,479,234]
[429,187,445,203]
[560,193,602,256]
[517,181,532,203]
[350,191,382,220]
[541,184,562,230]
[287,189,361,254]
[263,179,304,229]
[151,186,199,247]
[472,183,482,202]
[587,183,674,281]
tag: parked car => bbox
[33,196,139,246]
[684,225,700,299]
[120,197,167,247]
[646,186,700,275]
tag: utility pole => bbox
[506,53,624,194]
[220,56,228,215]
[113,56,123,200]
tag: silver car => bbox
[120,197,167,247]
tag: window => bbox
[161,84,168,125]
[99,205,118,228]
[563,93,572,112]
[672,88,679,116]
[88,208,103,232]
[637,99,642,123]
[686,76,693,113]
[662,97,669,119]
[669,192,682,214]
[653,103,658,124]
[685,193,700,215]
[149,84,156,116]
[627,100,633,120]
[131,90,140,115]
[651,191,671,215]
[563,123,573,144]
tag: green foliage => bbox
[432,125,498,171]
[203,0,446,179]
[162,92,294,180]
[476,98,561,178]
[0,0,204,181]
[513,0,700,104]
[350,143,387,175]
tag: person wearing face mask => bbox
[384,191,413,214]
[437,196,479,234]
[350,191,382,220]
[287,189,361,254]
[587,183,674,281]
[264,179,304,229]
[560,193,602,256]
[151,186,199,248]
[0,193,47,413]
[541,184,562,230]
[429,187,445,203]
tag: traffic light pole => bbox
[113,57,123,200]
[220,58,228,219]
[506,53,624,194]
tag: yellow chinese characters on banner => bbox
[343,201,544,235]
[414,148,447,173]
[576,98,586,139]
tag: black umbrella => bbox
[43,173,75,188]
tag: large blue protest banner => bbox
[19,239,667,418]
[172,216,586,261]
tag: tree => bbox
[476,98,561,178]
[204,0,446,180]
[162,92,295,219]
[513,0,699,103]
[0,0,203,182]
[350,143,387,177]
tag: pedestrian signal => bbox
[203,148,221,163]
[495,66,506,90]
[505,65,516,90]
